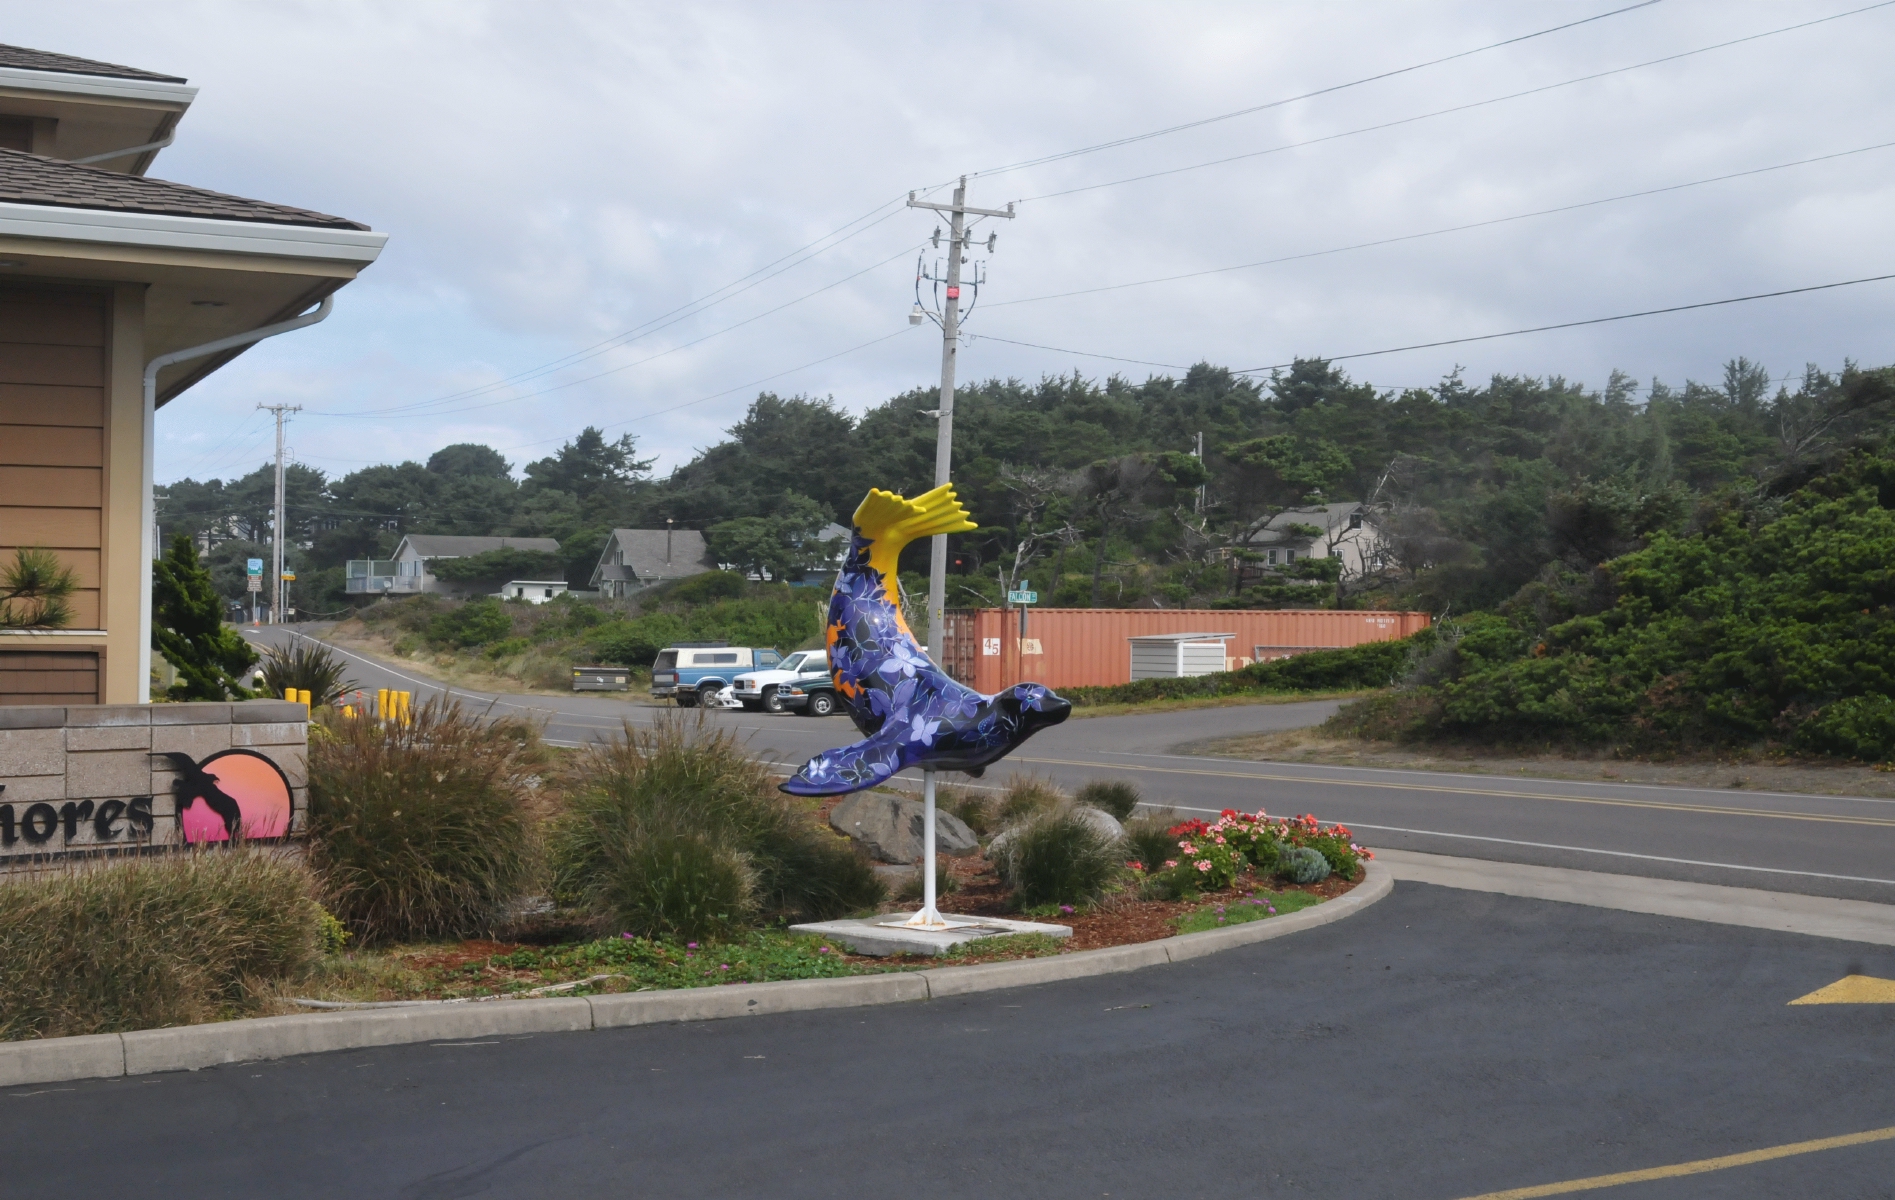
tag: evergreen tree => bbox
[152,534,256,700]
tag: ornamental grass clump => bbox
[307,699,544,943]
[0,850,322,1040]
[550,718,883,940]
[1075,779,1141,821]
[257,638,355,706]
[997,774,1064,824]
[993,804,1124,908]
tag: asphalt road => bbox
[246,625,1895,905]
[11,883,1893,1199]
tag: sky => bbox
[11,1,1895,486]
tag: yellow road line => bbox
[1014,757,1895,828]
[1455,1124,1895,1198]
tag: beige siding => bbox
[0,287,107,640]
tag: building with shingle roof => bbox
[0,42,384,706]
[591,529,719,597]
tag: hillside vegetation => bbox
[1333,444,1895,761]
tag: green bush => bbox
[998,775,1064,825]
[307,699,544,942]
[590,614,687,666]
[1122,811,1181,875]
[1280,846,1332,884]
[0,850,322,1040]
[1075,779,1141,820]
[427,597,515,648]
[429,547,565,583]
[550,719,883,940]
[994,805,1124,907]
[1064,632,1433,708]
[1334,446,1895,758]
[258,637,355,704]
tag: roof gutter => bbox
[139,296,333,701]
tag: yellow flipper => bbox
[852,484,976,581]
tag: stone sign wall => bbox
[0,700,306,871]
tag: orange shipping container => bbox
[940,608,1430,693]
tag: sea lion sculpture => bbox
[780,483,1071,796]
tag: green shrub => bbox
[1280,846,1332,884]
[1122,811,1181,875]
[0,850,321,1040]
[1075,779,1141,820]
[590,614,687,666]
[1793,694,1895,762]
[258,637,355,705]
[994,805,1124,907]
[943,787,995,838]
[427,597,514,648]
[428,547,565,583]
[307,699,544,942]
[551,719,883,939]
[998,775,1064,825]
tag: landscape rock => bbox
[828,792,979,863]
[988,804,1125,859]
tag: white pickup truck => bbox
[731,649,830,713]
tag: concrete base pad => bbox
[790,912,1073,957]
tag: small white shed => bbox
[1128,632,1236,680]
[496,579,569,604]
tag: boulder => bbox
[829,792,980,864]
[988,804,1125,859]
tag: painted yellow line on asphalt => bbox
[1789,974,1895,1004]
[1014,757,1895,828]
[1455,1124,1895,1198]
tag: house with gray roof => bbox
[1239,501,1389,581]
[591,528,718,598]
[347,535,562,599]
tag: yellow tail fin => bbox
[852,484,976,580]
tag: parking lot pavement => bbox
[8,882,1893,1199]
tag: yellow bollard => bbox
[300,688,313,707]
[284,688,295,702]
[343,704,355,719]
[377,687,390,719]
[399,690,413,724]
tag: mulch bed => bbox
[842,850,1361,965]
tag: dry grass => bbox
[307,698,548,943]
[0,850,322,1040]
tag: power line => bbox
[315,195,913,421]
[1017,1,1895,204]
[964,1,1663,180]
[1230,272,1895,373]
[307,240,923,419]
[496,324,922,454]
[990,138,1895,309]
[973,272,1895,377]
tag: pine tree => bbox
[152,534,256,700]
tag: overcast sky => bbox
[12,1,1895,485]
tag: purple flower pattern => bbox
[780,532,1071,795]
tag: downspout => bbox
[140,296,334,702]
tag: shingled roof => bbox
[0,148,369,230]
[0,43,187,83]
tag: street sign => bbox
[1006,590,1037,605]
[245,558,263,576]
[246,576,261,592]
[281,572,296,581]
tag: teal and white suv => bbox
[731,648,830,713]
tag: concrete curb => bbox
[0,862,1390,1086]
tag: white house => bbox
[1240,502,1389,580]
[494,580,569,604]
[346,535,562,599]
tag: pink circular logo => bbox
[173,749,294,843]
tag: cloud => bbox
[6,1,1889,484]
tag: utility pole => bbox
[906,177,1015,666]
[259,403,300,624]
[903,176,1015,930]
